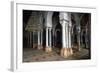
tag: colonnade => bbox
[33,12,73,58]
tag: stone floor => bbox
[23,48,90,62]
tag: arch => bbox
[54,23,62,48]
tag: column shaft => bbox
[65,23,68,48]
[49,28,52,47]
[62,21,66,48]
[68,14,72,48]
[33,32,34,48]
[38,31,40,49]
[33,32,34,43]
[46,28,48,47]
[40,31,42,46]
[45,27,52,52]
[30,32,32,48]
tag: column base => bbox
[37,45,43,50]
[60,48,73,58]
[45,47,52,53]
[33,44,37,49]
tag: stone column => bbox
[40,30,43,49]
[59,12,73,58]
[28,32,30,47]
[52,28,55,48]
[80,30,83,47]
[68,14,72,48]
[49,28,52,48]
[30,32,32,48]
[38,31,41,49]
[33,32,34,48]
[68,13,73,55]
[85,26,88,48]
[65,22,68,48]
[46,28,48,47]
[45,27,52,52]
[77,25,81,51]
[71,25,74,48]
[74,14,81,51]
[62,21,66,48]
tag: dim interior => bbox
[23,10,91,62]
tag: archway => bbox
[52,12,62,51]
[55,23,62,48]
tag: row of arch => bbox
[23,11,91,58]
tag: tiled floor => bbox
[23,48,90,62]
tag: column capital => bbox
[59,12,69,21]
[48,27,52,31]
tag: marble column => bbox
[71,25,74,48]
[38,31,41,49]
[78,25,81,51]
[80,30,83,48]
[40,31,43,49]
[28,32,30,47]
[59,12,73,58]
[33,32,34,48]
[65,22,68,48]
[62,21,66,48]
[85,26,88,48]
[30,32,32,48]
[45,27,52,52]
[52,29,55,48]
[68,13,72,49]
[49,28,52,48]
[68,15,73,55]
[46,28,48,47]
